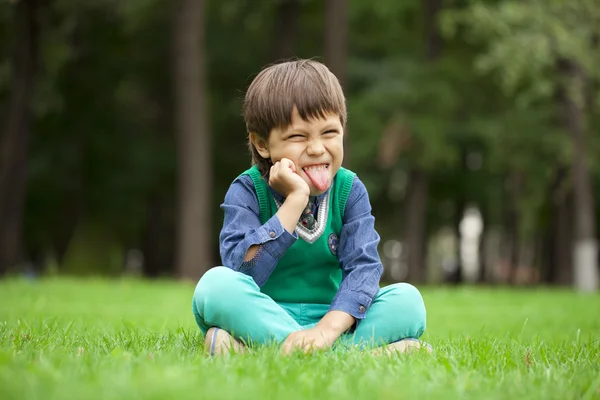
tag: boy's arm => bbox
[220,176,301,286]
[244,192,307,260]
[328,176,383,322]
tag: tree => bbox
[443,0,600,291]
[173,0,212,281]
[271,0,300,62]
[323,0,350,167]
[403,0,443,283]
[0,0,39,274]
[559,59,598,292]
[324,0,348,89]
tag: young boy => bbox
[192,59,428,356]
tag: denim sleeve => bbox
[329,176,383,320]
[219,175,298,286]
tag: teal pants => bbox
[192,267,426,348]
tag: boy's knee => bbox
[388,282,427,337]
[394,282,424,302]
[193,266,254,309]
[193,266,236,303]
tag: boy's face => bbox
[254,107,344,196]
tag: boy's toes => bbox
[372,338,432,356]
[204,327,245,356]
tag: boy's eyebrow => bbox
[284,119,340,134]
[284,126,309,135]
[285,121,314,133]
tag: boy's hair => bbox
[243,59,347,176]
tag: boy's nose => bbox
[306,141,325,156]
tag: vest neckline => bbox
[273,191,330,243]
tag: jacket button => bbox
[359,305,366,313]
[269,231,276,238]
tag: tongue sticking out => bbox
[304,166,330,192]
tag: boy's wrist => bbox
[276,191,309,234]
[316,311,355,342]
[285,191,309,206]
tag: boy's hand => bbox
[269,158,310,199]
[281,327,337,355]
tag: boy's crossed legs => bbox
[192,267,429,356]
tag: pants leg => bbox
[192,267,302,345]
[343,282,427,347]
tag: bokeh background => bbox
[1,0,599,291]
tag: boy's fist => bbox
[269,158,310,198]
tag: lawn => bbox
[1,277,599,400]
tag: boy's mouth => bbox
[302,164,329,172]
[302,164,331,192]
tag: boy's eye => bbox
[323,129,338,135]
[288,134,304,139]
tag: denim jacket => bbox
[218,173,383,320]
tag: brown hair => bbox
[243,59,347,176]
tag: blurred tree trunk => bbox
[403,0,442,283]
[141,122,175,278]
[541,231,554,284]
[505,171,523,284]
[404,170,428,283]
[324,0,349,166]
[271,0,300,62]
[541,166,573,285]
[142,65,175,278]
[541,167,562,284]
[53,191,83,266]
[477,208,487,284]
[173,0,212,281]
[0,0,39,275]
[559,59,598,292]
[554,187,574,285]
[505,208,520,284]
[448,196,464,284]
[448,146,466,284]
[424,0,442,60]
[324,0,348,89]
[142,194,173,278]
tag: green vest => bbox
[242,165,356,304]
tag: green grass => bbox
[1,278,599,400]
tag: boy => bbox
[192,59,428,356]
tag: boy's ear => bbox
[250,133,270,159]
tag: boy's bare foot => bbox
[204,327,245,356]
[371,338,432,356]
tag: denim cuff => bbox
[236,215,297,287]
[329,290,374,320]
[238,245,263,272]
[260,215,297,258]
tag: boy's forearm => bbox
[316,310,355,342]
[242,193,306,262]
[276,192,308,233]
